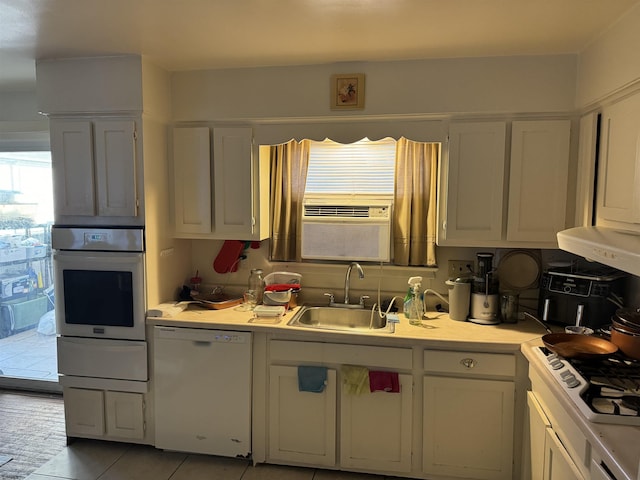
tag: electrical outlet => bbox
[448,260,474,279]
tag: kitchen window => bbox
[304,138,396,196]
[269,137,439,267]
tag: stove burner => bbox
[536,346,640,424]
[591,397,638,416]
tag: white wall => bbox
[577,2,640,106]
[0,91,49,149]
[172,55,577,121]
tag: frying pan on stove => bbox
[542,333,618,359]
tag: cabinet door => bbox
[93,119,138,217]
[213,127,255,238]
[544,429,585,480]
[50,119,96,216]
[528,391,551,480]
[440,122,506,245]
[63,387,105,436]
[172,127,212,234]
[590,459,617,480]
[423,375,514,480]
[268,365,337,466]
[597,93,640,224]
[340,373,412,473]
[104,391,145,439]
[507,120,570,243]
[575,113,599,227]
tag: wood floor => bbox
[0,389,66,479]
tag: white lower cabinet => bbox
[63,387,145,440]
[340,373,413,472]
[268,365,337,466]
[423,350,516,480]
[267,340,413,474]
[423,376,515,479]
[528,370,589,480]
[544,428,585,480]
[528,390,584,480]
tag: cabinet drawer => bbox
[424,350,515,377]
[271,340,412,370]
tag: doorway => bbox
[0,151,58,392]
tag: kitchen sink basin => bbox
[287,306,394,333]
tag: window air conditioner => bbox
[301,199,392,262]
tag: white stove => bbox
[532,346,640,426]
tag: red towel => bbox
[369,370,400,393]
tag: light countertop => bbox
[147,304,546,352]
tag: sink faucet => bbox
[344,262,364,305]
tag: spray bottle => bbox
[404,276,424,325]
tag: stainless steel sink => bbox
[287,306,394,333]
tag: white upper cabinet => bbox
[213,127,257,238]
[172,127,212,234]
[50,117,139,222]
[172,126,269,240]
[440,122,507,244]
[439,119,571,247]
[597,92,640,225]
[574,113,599,227]
[507,120,571,242]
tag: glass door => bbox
[0,151,58,392]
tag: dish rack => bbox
[263,272,302,308]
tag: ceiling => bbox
[1,0,639,92]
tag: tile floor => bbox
[27,439,399,480]
[0,327,58,381]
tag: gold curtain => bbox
[269,140,310,261]
[394,138,439,266]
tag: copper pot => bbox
[612,308,640,334]
[610,326,640,360]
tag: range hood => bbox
[557,226,640,277]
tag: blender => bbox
[469,252,500,325]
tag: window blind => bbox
[305,137,396,195]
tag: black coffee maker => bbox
[469,252,500,324]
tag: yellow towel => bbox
[341,365,369,395]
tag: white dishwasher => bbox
[153,326,252,458]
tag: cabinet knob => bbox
[460,358,476,369]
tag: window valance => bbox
[253,119,446,145]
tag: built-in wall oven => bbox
[53,226,146,340]
[53,226,149,441]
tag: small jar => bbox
[190,274,202,293]
[248,269,265,305]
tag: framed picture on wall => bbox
[330,73,365,110]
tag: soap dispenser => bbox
[404,276,424,325]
